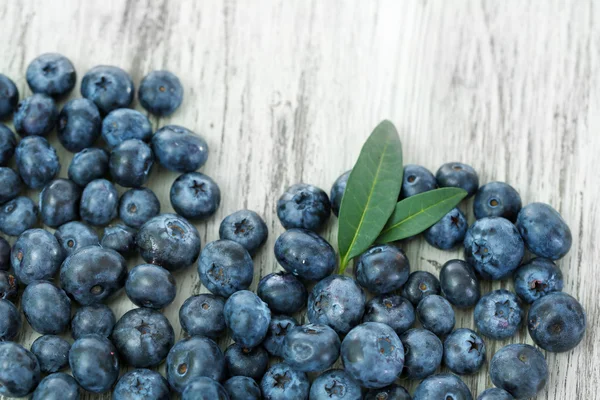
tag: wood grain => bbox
[1,0,599,398]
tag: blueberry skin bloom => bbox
[170,172,221,219]
[528,292,586,352]
[513,258,563,304]
[126,264,176,309]
[101,224,137,256]
[443,328,486,375]
[417,294,455,337]
[282,323,341,373]
[225,343,269,380]
[71,303,116,339]
[274,228,337,281]
[69,334,120,393]
[224,290,271,348]
[30,334,71,373]
[225,376,261,400]
[0,299,21,341]
[12,229,64,285]
[0,270,18,300]
[401,164,437,198]
[331,170,351,218]
[0,342,41,398]
[58,98,102,152]
[31,372,80,400]
[363,294,415,335]
[198,239,254,297]
[436,162,479,198]
[0,167,22,204]
[26,53,76,97]
[277,183,331,231]
[260,363,310,400]
[464,217,525,280]
[22,281,71,334]
[219,209,268,255]
[402,270,441,306]
[68,147,109,186]
[182,377,230,400]
[516,202,572,260]
[179,293,226,338]
[80,179,119,226]
[81,65,134,114]
[113,369,170,400]
[14,93,59,137]
[440,259,481,309]
[425,207,468,250]
[136,213,201,271]
[263,315,298,357]
[474,182,522,222]
[0,124,16,165]
[413,373,473,400]
[489,344,548,399]
[258,272,307,314]
[310,369,362,400]
[474,289,523,340]
[139,70,184,116]
[0,74,19,120]
[365,384,411,400]
[477,388,514,400]
[400,328,443,380]
[341,322,405,389]
[0,196,38,236]
[16,136,60,189]
[54,221,99,256]
[39,178,81,227]
[152,125,209,172]
[119,188,161,228]
[354,244,410,294]
[110,139,154,187]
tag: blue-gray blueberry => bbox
[0,299,21,341]
[417,294,455,337]
[401,328,443,380]
[12,228,64,285]
[425,207,468,250]
[139,70,184,116]
[224,290,271,348]
[440,259,481,309]
[474,182,522,222]
[443,328,486,375]
[225,343,269,381]
[126,264,176,309]
[119,188,161,229]
[109,139,154,187]
[39,178,81,227]
[436,162,479,197]
[0,342,41,398]
[68,147,109,186]
[474,289,523,340]
[224,376,261,400]
[263,315,298,357]
[513,258,563,304]
[113,368,170,400]
[22,280,71,334]
[152,125,209,172]
[257,272,307,314]
[198,239,253,298]
[71,303,116,340]
[219,209,268,255]
[80,65,134,114]
[402,270,441,306]
[170,172,220,219]
[401,164,437,198]
[54,221,99,256]
[30,334,71,373]
[309,369,362,400]
[489,344,547,399]
[16,136,60,189]
[14,94,58,137]
[354,244,410,294]
[69,334,120,393]
[282,323,340,373]
[26,53,76,97]
[101,224,137,257]
[413,373,472,400]
[516,202,572,260]
[362,294,415,336]
[31,372,79,400]
[179,293,226,339]
[80,179,119,226]
[277,183,331,231]
[0,196,38,236]
[260,363,310,400]
[58,98,102,152]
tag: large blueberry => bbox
[0,74,19,120]
[362,294,415,335]
[152,125,209,172]
[330,170,350,217]
[15,136,60,189]
[440,259,481,308]
[401,328,443,379]
[101,224,137,256]
[80,65,134,114]
[179,293,226,339]
[113,368,170,400]
[139,70,184,116]
[309,369,362,400]
[474,289,523,340]
[80,179,118,226]
[0,342,41,397]
[69,334,120,393]
[0,196,38,236]
[225,376,261,400]
[22,281,71,334]
[274,228,336,281]
[198,239,253,297]
[58,98,102,152]
[0,299,21,341]
[224,290,271,348]
[225,343,269,380]
[26,53,76,97]
[54,221,99,256]
[365,385,411,400]
[39,178,81,227]
[402,270,441,306]
[0,270,18,300]
[489,344,548,399]
[219,209,268,255]
[170,172,221,219]
[516,202,572,260]
[31,372,79,400]
[354,244,410,294]
[417,294,455,337]
[277,183,331,231]
[71,303,115,339]
[30,334,71,373]
[477,388,514,400]
[182,377,229,400]
[258,272,307,314]
[401,164,437,198]
[413,373,472,400]
[0,167,22,204]
[474,182,522,222]
[425,207,468,250]
[282,323,340,373]
[443,328,486,375]
[119,188,161,229]
[68,147,109,186]
[126,264,176,309]
[14,94,58,137]
[12,229,64,285]
[260,363,310,400]
[263,315,298,357]
[436,162,479,197]
[0,124,16,165]
[110,139,154,187]
[513,258,563,304]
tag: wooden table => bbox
[1,1,598,399]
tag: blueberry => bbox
[258,272,307,314]
[39,179,81,227]
[0,74,19,120]
[110,139,154,187]
[58,98,102,152]
[282,323,340,373]
[152,125,209,172]
[417,295,455,337]
[15,136,60,189]
[0,271,18,300]
[400,328,443,380]
[474,289,523,340]
[354,244,410,294]
[436,162,479,197]
[68,147,109,186]
[260,363,310,400]
[0,124,16,165]
[219,209,268,255]
[26,53,76,97]
[22,281,71,334]
[274,228,337,281]
[224,376,261,400]
[182,377,230,400]
[476,388,514,400]
[0,342,41,397]
[80,66,134,114]
[125,264,176,309]
[0,167,22,205]
[60,245,127,305]
[139,70,184,116]
[528,292,586,352]
[516,202,572,260]
[71,303,116,340]
[31,372,80,400]
[401,164,437,198]
[489,344,548,399]
[413,373,472,400]
[0,238,9,271]
[0,196,38,236]
[198,239,253,297]
[277,183,331,231]
[69,334,119,393]
[363,294,415,335]
[166,336,226,393]
[309,369,362,400]
[443,328,486,375]
[402,271,441,306]
[330,170,350,217]
[30,334,71,373]
[101,224,137,256]
[113,369,170,400]
[112,307,175,368]
[54,221,99,256]
[263,315,298,357]
[119,188,161,229]
[365,384,411,400]
[225,343,269,380]
[136,213,201,271]
[12,229,64,284]
[425,207,468,250]
[341,322,404,389]
[13,94,58,137]
[440,259,481,308]
[474,182,522,222]
[464,217,525,280]
[513,258,563,304]
[80,179,119,226]
[224,290,271,348]
[170,172,221,219]
[0,299,20,341]
[179,293,226,339]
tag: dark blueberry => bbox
[136,213,201,271]
[55,221,99,256]
[126,264,176,309]
[0,271,18,300]
[474,182,522,222]
[263,315,298,357]
[30,334,71,373]
[513,258,563,304]
[26,53,76,97]
[170,172,221,219]
[0,342,41,397]
[110,139,154,187]
[224,376,261,400]
[282,323,340,373]
[225,343,269,380]
[80,179,119,226]
[0,238,9,271]
[13,94,58,137]
[436,162,479,198]
[400,328,443,380]
[179,293,226,338]
[113,368,170,400]
[274,228,336,281]
[166,336,226,393]
[224,290,271,348]
[71,303,116,340]
[0,124,16,165]
[425,207,468,250]
[198,239,253,297]
[260,363,310,400]
[68,147,109,186]
[60,245,128,305]
[152,125,209,172]
[219,209,268,255]
[443,328,486,375]
[182,377,229,400]
[39,178,81,227]
[474,289,523,340]
[365,384,411,400]
[112,307,175,368]
[0,299,20,341]
[101,224,137,256]
[12,229,64,285]
[341,322,404,389]
[69,334,119,393]
[416,295,455,337]
[31,372,80,400]
[119,188,161,229]
[402,271,441,306]
[277,183,331,231]
[516,202,572,260]
[355,244,410,294]
[15,136,60,189]
[440,259,481,309]
[80,65,134,114]
[528,292,586,352]
[477,388,514,400]
[258,272,307,314]
[464,217,525,280]
[413,373,472,400]
[401,164,437,199]
[101,108,153,149]
[0,196,38,236]
[309,369,362,400]
[22,281,71,334]
[0,167,22,204]
[139,70,184,116]
[58,98,102,152]
[330,170,350,217]
[0,74,19,120]
[363,294,415,336]
[489,344,548,399]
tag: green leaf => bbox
[338,120,403,273]
[376,187,468,243]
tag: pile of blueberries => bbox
[0,53,586,400]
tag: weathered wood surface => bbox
[1,0,598,398]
